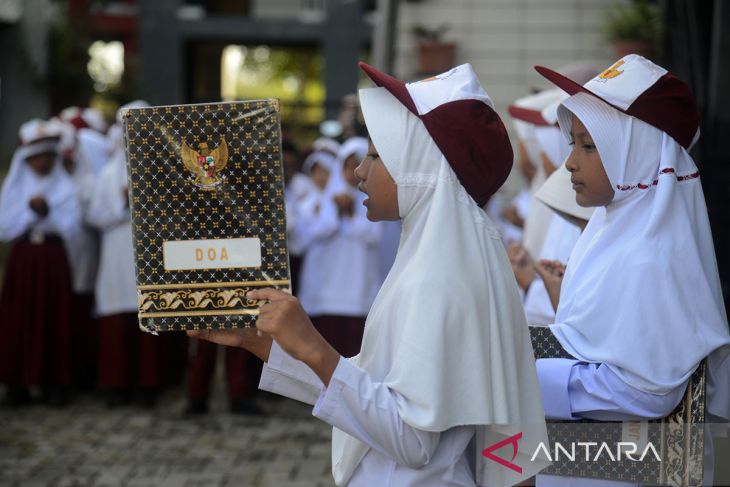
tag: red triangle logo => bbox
[481,432,523,474]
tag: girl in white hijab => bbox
[188,63,550,486]
[54,117,102,388]
[297,136,382,357]
[87,101,165,405]
[288,150,337,257]
[0,119,81,405]
[507,89,566,258]
[533,55,730,486]
[506,97,591,325]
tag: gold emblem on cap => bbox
[598,60,625,80]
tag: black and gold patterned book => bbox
[530,327,706,487]
[122,100,290,332]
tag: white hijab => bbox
[534,126,570,171]
[329,86,550,486]
[0,143,80,242]
[551,93,730,421]
[302,150,337,176]
[326,136,369,197]
[76,128,111,176]
[513,90,566,258]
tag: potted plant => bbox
[602,0,662,60]
[412,24,456,75]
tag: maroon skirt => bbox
[0,238,73,387]
[311,315,366,358]
[70,292,98,388]
[187,340,262,401]
[97,313,165,389]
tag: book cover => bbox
[123,100,290,332]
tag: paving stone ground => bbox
[0,385,335,487]
[7,376,730,487]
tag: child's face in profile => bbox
[310,163,330,190]
[566,115,614,207]
[25,152,56,176]
[354,140,398,221]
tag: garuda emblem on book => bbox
[181,139,228,190]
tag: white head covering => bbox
[106,123,124,155]
[301,150,337,176]
[336,136,368,171]
[295,150,340,244]
[312,136,341,157]
[116,100,150,125]
[330,85,550,486]
[59,106,108,133]
[534,163,594,223]
[0,121,80,242]
[75,128,111,175]
[326,136,369,196]
[512,119,543,175]
[534,126,570,171]
[81,107,108,133]
[551,93,730,421]
[511,89,566,258]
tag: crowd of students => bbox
[0,101,399,413]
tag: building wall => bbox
[392,0,626,193]
[0,0,55,170]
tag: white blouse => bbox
[260,342,477,486]
[86,160,136,315]
[260,343,715,486]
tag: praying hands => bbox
[534,259,565,312]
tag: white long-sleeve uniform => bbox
[260,342,477,486]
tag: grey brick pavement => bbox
[0,388,335,487]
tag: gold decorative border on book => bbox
[137,280,290,291]
[137,281,290,318]
[140,309,261,319]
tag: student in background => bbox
[297,136,382,357]
[87,102,165,407]
[56,118,101,390]
[506,89,565,258]
[509,164,593,325]
[489,122,536,246]
[505,97,591,325]
[281,138,310,295]
[290,149,337,292]
[0,119,81,406]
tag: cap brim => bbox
[534,163,594,222]
[534,66,589,97]
[359,62,418,115]
[535,65,628,118]
[507,105,551,126]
